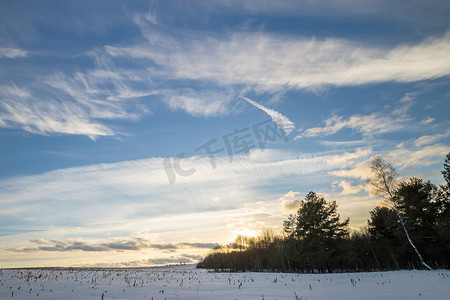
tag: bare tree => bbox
[367,156,432,270]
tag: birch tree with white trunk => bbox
[366,156,432,270]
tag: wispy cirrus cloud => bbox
[1,148,365,266]
[0,54,153,139]
[0,47,27,59]
[295,113,407,139]
[0,149,332,208]
[330,144,449,181]
[99,14,450,123]
[162,89,235,117]
[2,10,450,138]
[45,69,152,120]
[329,160,373,181]
[0,148,364,241]
[326,148,372,168]
[294,92,420,141]
[112,19,450,92]
[414,129,450,147]
[0,83,114,140]
[1,144,446,265]
[420,117,435,125]
[386,144,450,171]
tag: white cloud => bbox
[414,129,450,147]
[0,83,30,98]
[0,85,114,140]
[326,148,372,167]
[400,93,415,103]
[281,190,300,199]
[420,117,435,125]
[162,90,233,117]
[296,113,406,139]
[242,97,295,135]
[0,148,363,240]
[0,149,331,211]
[0,47,27,59]
[0,53,153,138]
[94,16,450,125]
[111,24,450,92]
[279,190,301,212]
[46,68,152,120]
[336,180,364,195]
[329,160,373,180]
[330,144,450,181]
[3,148,365,266]
[392,92,417,115]
[386,144,450,170]
[4,18,449,138]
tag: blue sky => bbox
[1,0,450,267]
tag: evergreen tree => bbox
[368,206,400,241]
[437,152,450,264]
[198,153,450,273]
[442,152,450,185]
[395,178,438,240]
[367,157,432,270]
[288,192,349,240]
[284,191,349,271]
[367,206,404,269]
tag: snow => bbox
[1,265,449,299]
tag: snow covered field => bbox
[1,265,449,299]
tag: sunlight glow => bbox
[231,228,259,240]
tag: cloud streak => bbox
[114,24,450,91]
[414,129,450,147]
[242,97,295,135]
[0,47,27,59]
[0,87,114,140]
[330,143,450,181]
[0,54,153,139]
[0,148,364,243]
[8,238,219,253]
[296,113,407,139]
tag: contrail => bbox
[241,96,295,135]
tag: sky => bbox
[0,0,449,268]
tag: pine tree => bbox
[367,157,432,270]
[284,191,349,271]
[442,152,450,185]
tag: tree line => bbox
[197,152,450,273]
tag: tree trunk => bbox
[383,177,432,270]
